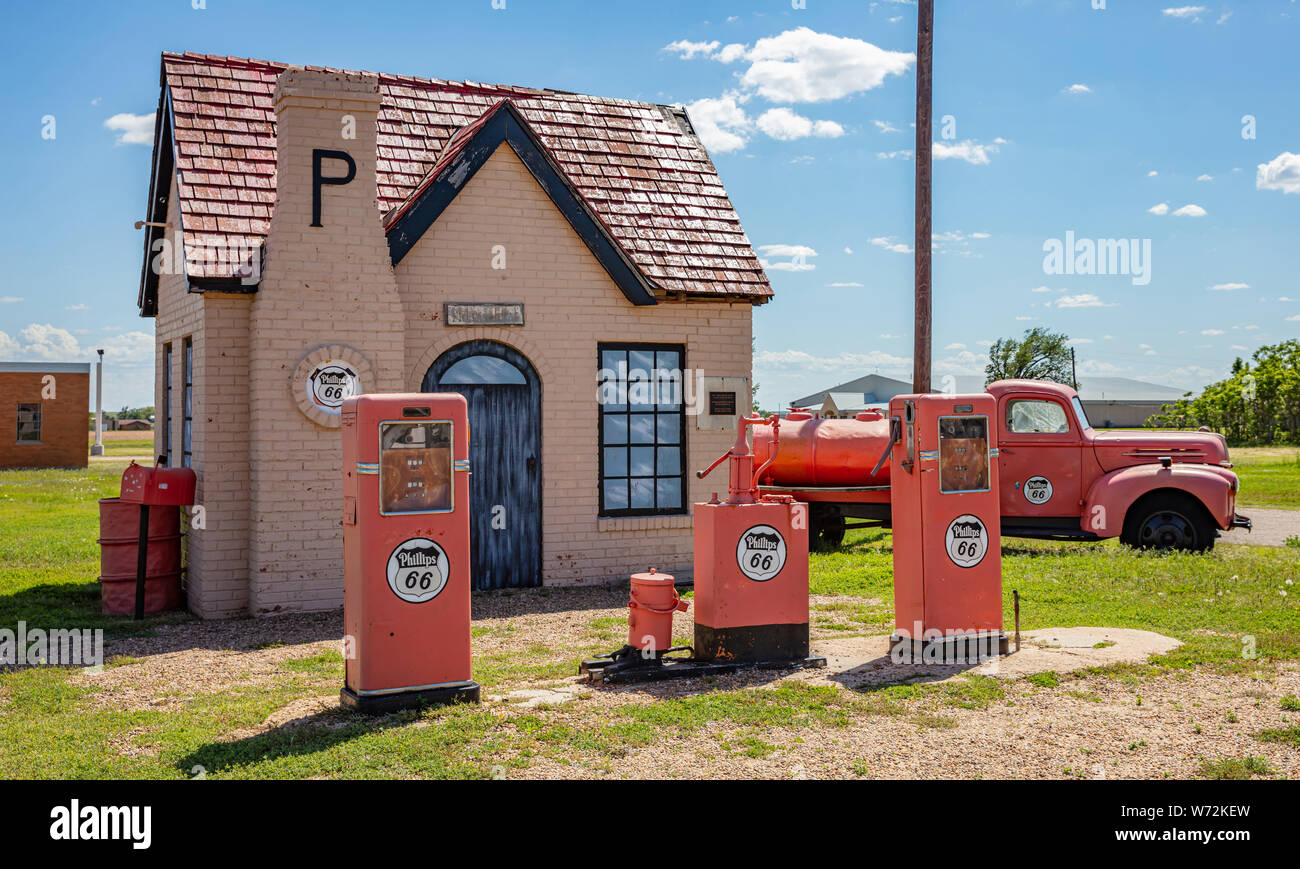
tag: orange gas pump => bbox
[340,394,480,712]
[581,416,825,683]
[886,393,1007,662]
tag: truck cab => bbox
[988,380,1249,550]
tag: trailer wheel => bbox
[812,515,846,549]
[1121,493,1216,552]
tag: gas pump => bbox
[581,416,825,683]
[886,393,1007,662]
[340,394,480,712]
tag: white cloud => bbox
[1163,6,1208,20]
[1,296,23,303]
[1172,203,1207,217]
[1201,329,1225,335]
[1287,314,1300,322]
[933,139,999,165]
[825,281,863,287]
[1068,337,1094,345]
[1148,202,1170,215]
[1257,152,1300,195]
[873,120,902,133]
[103,112,155,146]
[1147,170,1159,177]
[1197,174,1213,182]
[685,93,751,153]
[1063,83,1092,95]
[876,149,913,160]
[755,348,912,375]
[65,304,88,311]
[870,236,912,254]
[1030,286,1053,293]
[755,107,845,141]
[714,43,748,64]
[1208,282,1249,291]
[1217,11,1233,24]
[1055,293,1114,308]
[843,246,853,254]
[663,40,721,59]
[758,243,818,272]
[739,27,914,103]
[945,342,967,351]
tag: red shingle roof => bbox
[156,51,772,300]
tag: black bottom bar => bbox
[695,622,810,662]
[889,632,1009,663]
[579,643,826,685]
[340,682,481,714]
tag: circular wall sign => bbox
[385,537,450,603]
[736,524,787,581]
[1023,475,1053,505]
[306,360,361,414]
[944,514,989,568]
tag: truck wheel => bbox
[1121,493,1216,552]
[813,516,846,549]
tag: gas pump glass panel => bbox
[379,421,453,515]
[937,415,990,494]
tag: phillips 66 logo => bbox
[944,514,988,568]
[386,538,449,603]
[307,360,360,414]
[737,524,787,581]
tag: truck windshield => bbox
[1071,396,1093,432]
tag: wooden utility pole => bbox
[912,0,934,394]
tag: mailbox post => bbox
[887,393,1006,661]
[340,394,479,712]
[119,458,196,620]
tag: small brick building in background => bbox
[0,362,90,470]
[135,52,771,618]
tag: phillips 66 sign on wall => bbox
[306,360,361,414]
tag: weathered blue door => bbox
[424,341,541,590]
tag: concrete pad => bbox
[808,627,1181,690]
[492,686,588,708]
[1219,507,1300,548]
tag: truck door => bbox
[998,395,1083,522]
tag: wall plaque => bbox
[444,302,525,327]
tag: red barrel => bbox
[97,498,183,615]
[627,569,687,654]
[754,415,892,487]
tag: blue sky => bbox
[0,0,1297,411]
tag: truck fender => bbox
[1081,463,1238,537]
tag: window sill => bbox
[597,513,692,532]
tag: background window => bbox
[162,343,172,465]
[598,343,686,516]
[1007,399,1069,434]
[16,403,40,443]
[182,337,193,468]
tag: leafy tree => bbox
[984,327,1076,388]
[1147,340,1300,445]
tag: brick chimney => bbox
[246,68,406,614]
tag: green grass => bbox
[3,466,1300,778]
[1198,755,1276,780]
[1230,448,1300,510]
[1254,726,1300,746]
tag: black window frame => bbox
[16,402,41,444]
[597,341,688,518]
[162,342,173,466]
[182,337,193,468]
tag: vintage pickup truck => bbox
[753,379,1251,551]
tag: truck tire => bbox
[1120,492,1216,552]
[812,515,846,549]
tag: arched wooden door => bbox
[423,341,542,590]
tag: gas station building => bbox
[135,53,770,618]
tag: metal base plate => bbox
[579,650,827,685]
[340,682,481,714]
[888,632,1010,663]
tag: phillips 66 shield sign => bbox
[736,524,788,581]
[386,538,450,603]
[306,360,360,414]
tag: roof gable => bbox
[137,51,772,316]
[385,100,656,306]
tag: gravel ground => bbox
[74,591,1300,779]
[1221,507,1300,547]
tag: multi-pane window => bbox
[162,343,172,466]
[16,403,41,443]
[598,343,686,517]
[182,337,193,468]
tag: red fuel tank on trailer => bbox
[752,415,892,487]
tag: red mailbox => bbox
[340,394,479,713]
[888,393,1006,661]
[120,459,197,507]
